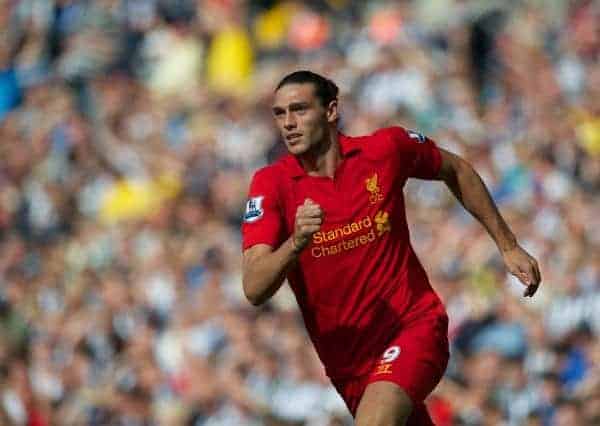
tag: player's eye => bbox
[290,105,308,114]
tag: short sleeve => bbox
[385,126,442,179]
[241,168,285,250]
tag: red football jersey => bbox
[242,126,448,379]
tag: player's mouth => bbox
[286,133,303,143]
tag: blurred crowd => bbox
[0,0,598,425]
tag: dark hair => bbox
[275,70,339,107]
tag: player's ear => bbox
[326,99,338,123]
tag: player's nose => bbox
[283,112,296,130]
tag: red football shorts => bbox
[331,315,449,425]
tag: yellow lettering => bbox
[343,224,352,235]
[367,229,376,241]
[363,216,372,228]
[310,214,388,258]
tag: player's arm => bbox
[243,199,322,306]
[435,148,541,297]
[242,242,297,306]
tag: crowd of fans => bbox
[0,0,598,425]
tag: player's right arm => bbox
[242,242,296,306]
[242,168,322,305]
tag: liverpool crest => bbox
[365,173,384,204]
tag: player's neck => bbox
[300,130,341,178]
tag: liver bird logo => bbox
[365,173,383,204]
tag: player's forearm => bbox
[242,239,299,306]
[445,160,517,253]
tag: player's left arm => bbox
[435,148,542,297]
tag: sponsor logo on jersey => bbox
[408,130,426,143]
[312,216,372,244]
[365,173,384,204]
[243,196,264,222]
[311,210,390,258]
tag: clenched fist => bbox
[292,199,323,253]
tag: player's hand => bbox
[502,244,541,297]
[292,198,323,253]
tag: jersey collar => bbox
[282,132,362,179]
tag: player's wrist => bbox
[498,235,518,254]
[290,235,306,254]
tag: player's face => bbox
[272,83,337,156]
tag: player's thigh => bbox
[369,317,449,402]
[354,381,413,426]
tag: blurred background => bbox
[0,0,598,425]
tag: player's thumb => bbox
[304,198,315,206]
